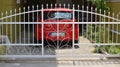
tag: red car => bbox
[34,8,78,47]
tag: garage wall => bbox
[107,2,120,15]
[0,0,23,43]
[0,0,22,15]
[107,2,120,42]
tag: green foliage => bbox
[84,0,120,55]
[92,0,110,12]
[83,24,102,43]
[84,24,120,54]
[83,0,120,54]
[108,46,120,54]
[94,45,120,54]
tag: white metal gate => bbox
[0,4,120,59]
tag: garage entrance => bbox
[23,0,93,37]
[24,0,91,7]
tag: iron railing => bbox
[0,4,120,59]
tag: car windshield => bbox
[44,11,72,20]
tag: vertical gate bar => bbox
[55,3,57,49]
[19,8,21,43]
[23,7,26,44]
[59,4,61,8]
[86,6,88,38]
[77,5,79,24]
[72,5,75,56]
[104,11,106,43]
[87,6,89,38]
[95,8,97,43]
[108,12,110,43]
[10,10,12,43]
[116,14,119,43]
[82,5,84,36]
[6,11,8,40]
[112,13,115,43]
[15,9,17,43]
[64,4,66,8]
[112,13,115,53]
[28,6,30,44]
[77,5,79,44]
[57,5,59,49]
[51,4,53,8]
[41,5,44,55]
[5,11,8,55]
[32,5,35,44]
[46,4,48,9]
[37,5,39,44]
[91,7,93,42]
[55,4,57,8]
[1,13,3,45]
[68,4,70,9]
[97,9,102,53]
[99,9,101,43]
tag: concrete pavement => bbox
[0,59,120,67]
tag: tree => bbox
[92,0,110,12]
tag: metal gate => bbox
[0,4,120,59]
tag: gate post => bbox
[41,5,44,55]
[72,4,75,56]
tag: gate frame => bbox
[0,4,120,59]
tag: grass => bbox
[0,46,6,62]
[0,46,6,55]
